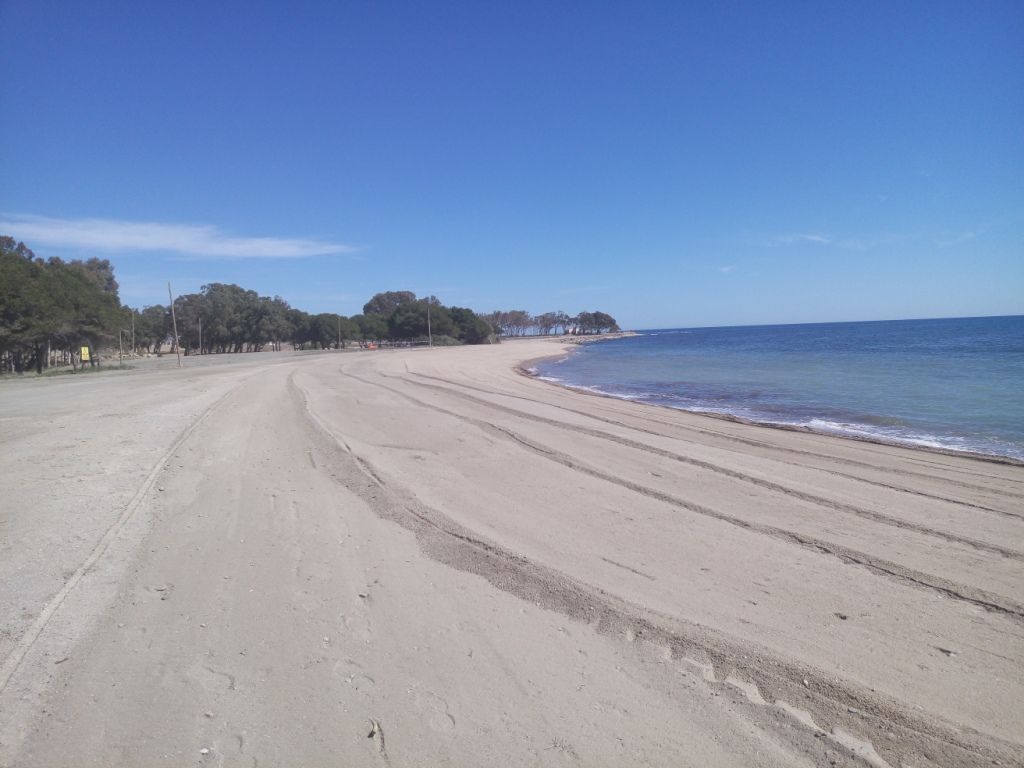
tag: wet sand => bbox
[0,339,1021,766]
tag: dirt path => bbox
[1,343,1021,766]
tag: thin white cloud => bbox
[0,213,355,259]
[718,265,735,273]
[935,230,978,248]
[837,231,932,251]
[836,238,873,251]
[767,233,832,247]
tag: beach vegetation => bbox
[352,313,389,341]
[484,308,619,336]
[1,236,125,373]
[1,235,511,371]
[576,311,620,334]
[363,290,417,316]
[449,306,496,344]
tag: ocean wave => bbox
[531,316,1024,461]
[541,379,1022,459]
[802,418,950,450]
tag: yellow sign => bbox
[80,346,91,362]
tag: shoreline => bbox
[2,341,1021,766]
[515,339,1024,468]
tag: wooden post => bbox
[167,282,182,368]
[198,316,202,355]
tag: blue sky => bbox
[2,1,1022,328]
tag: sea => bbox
[532,315,1024,461]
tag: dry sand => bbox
[0,339,1021,767]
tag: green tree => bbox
[0,237,123,372]
[352,313,388,341]
[591,311,619,333]
[261,297,294,351]
[387,304,424,339]
[363,290,417,316]
[287,308,312,349]
[577,312,596,334]
[574,310,618,334]
[74,257,119,296]
[0,238,47,372]
[535,312,558,335]
[135,305,168,353]
[449,306,494,344]
[338,316,359,346]
[309,313,338,349]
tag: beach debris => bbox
[544,739,580,758]
[204,711,214,718]
[802,679,809,688]
[54,656,69,665]
[150,584,173,601]
[367,718,388,758]
[935,646,958,657]
[199,747,210,755]
[834,612,848,620]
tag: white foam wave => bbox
[803,418,951,450]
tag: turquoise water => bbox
[533,316,1024,460]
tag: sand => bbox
[0,339,1021,767]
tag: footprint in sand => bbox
[411,691,456,735]
[194,664,237,693]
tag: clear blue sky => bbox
[2,1,1022,328]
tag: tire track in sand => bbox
[289,369,1022,768]
[0,369,262,694]
[400,372,1024,553]
[415,370,1024,512]
[340,368,1024,622]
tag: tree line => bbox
[1,237,502,372]
[153,287,498,355]
[484,309,619,336]
[1,236,124,373]
[2,235,621,374]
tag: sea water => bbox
[533,316,1024,460]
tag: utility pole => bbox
[337,315,341,349]
[167,282,182,368]
[131,309,135,357]
[118,330,124,367]
[198,316,202,355]
[427,301,433,347]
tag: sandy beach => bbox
[0,338,1021,767]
